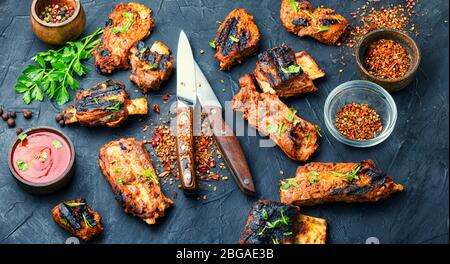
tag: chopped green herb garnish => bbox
[272,238,280,244]
[139,47,147,54]
[143,169,158,183]
[266,123,279,135]
[262,209,269,220]
[52,140,63,149]
[281,65,301,74]
[258,209,290,236]
[315,125,322,137]
[303,10,317,21]
[111,12,136,34]
[229,35,240,43]
[310,171,319,184]
[106,102,121,111]
[39,150,49,162]
[82,213,93,228]
[143,63,158,71]
[114,168,122,175]
[331,165,361,181]
[280,180,300,190]
[209,38,217,49]
[60,218,69,227]
[16,160,28,171]
[317,25,330,33]
[293,119,300,126]
[65,202,85,207]
[18,133,27,143]
[333,15,342,23]
[283,231,293,236]
[286,108,297,122]
[289,0,299,12]
[117,178,130,185]
[278,122,288,137]
[305,132,310,144]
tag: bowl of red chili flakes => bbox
[356,29,420,93]
[324,80,397,148]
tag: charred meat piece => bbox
[213,9,260,70]
[239,200,327,244]
[52,198,103,241]
[232,74,319,161]
[254,43,324,97]
[98,138,173,224]
[61,80,148,128]
[280,160,404,206]
[94,3,154,74]
[280,0,349,45]
[129,41,174,93]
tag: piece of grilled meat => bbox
[99,138,174,224]
[254,43,325,97]
[280,160,404,206]
[94,2,154,74]
[52,198,103,241]
[239,200,327,244]
[213,9,260,70]
[129,41,174,93]
[232,74,319,161]
[280,0,349,45]
[61,80,148,127]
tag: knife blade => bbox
[195,62,256,196]
[176,30,197,194]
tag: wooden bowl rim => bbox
[31,0,81,28]
[356,28,421,83]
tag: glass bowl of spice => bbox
[356,29,420,93]
[324,80,397,148]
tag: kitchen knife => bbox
[195,62,256,196]
[176,30,197,194]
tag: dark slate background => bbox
[0,0,448,244]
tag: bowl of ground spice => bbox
[356,29,420,92]
[324,80,397,148]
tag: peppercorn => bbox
[15,128,23,135]
[2,112,9,121]
[23,109,32,119]
[7,118,15,128]
[9,111,16,119]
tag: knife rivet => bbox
[211,108,217,114]
[244,179,250,185]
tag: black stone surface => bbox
[0,0,448,244]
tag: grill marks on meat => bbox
[214,9,260,70]
[129,41,174,93]
[62,80,148,127]
[280,160,404,206]
[98,138,173,224]
[254,43,324,97]
[280,0,349,45]
[94,3,154,74]
[232,74,319,161]
[52,198,103,241]
[239,200,327,244]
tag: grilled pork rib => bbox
[129,41,174,93]
[280,160,404,206]
[213,9,260,70]
[232,74,319,161]
[254,43,324,97]
[62,80,148,127]
[239,200,327,244]
[280,0,349,45]
[94,2,154,74]
[98,138,173,224]
[52,198,103,241]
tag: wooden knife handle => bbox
[204,106,256,196]
[175,106,197,194]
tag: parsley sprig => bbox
[15,28,103,105]
[331,166,361,181]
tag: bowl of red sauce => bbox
[8,127,75,194]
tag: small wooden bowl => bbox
[8,127,76,195]
[355,29,420,93]
[30,0,86,46]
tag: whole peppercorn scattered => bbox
[15,128,23,135]
[9,111,16,119]
[153,104,160,114]
[39,3,75,24]
[23,109,33,119]
[7,118,15,128]
[2,112,9,121]
[335,102,383,140]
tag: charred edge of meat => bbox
[58,199,97,230]
[74,80,125,112]
[105,18,113,27]
[321,18,340,26]
[133,41,171,71]
[257,44,304,87]
[216,17,239,57]
[287,125,306,146]
[292,18,309,27]
[241,201,298,244]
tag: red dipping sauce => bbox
[11,131,72,184]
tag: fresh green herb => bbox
[310,171,319,184]
[315,125,322,137]
[15,28,103,105]
[278,122,288,137]
[82,214,93,228]
[293,119,300,126]
[107,114,113,120]
[114,168,123,175]
[16,160,28,171]
[143,63,158,71]
[303,10,317,21]
[139,47,147,54]
[111,12,136,34]
[286,108,297,122]
[262,209,269,221]
[258,209,290,236]
[305,132,310,144]
[65,202,85,207]
[39,150,49,162]
[106,103,122,111]
[266,123,279,135]
[215,20,222,24]
[281,65,301,74]
[209,38,217,49]
[229,35,240,43]
[316,6,321,12]
[280,180,300,190]
[117,178,130,185]
[333,15,342,23]
[18,133,27,143]
[52,140,63,149]
[317,25,330,33]
[289,0,299,12]
[143,169,158,183]
[283,231,293,236]
[60,218,69,227]
[331,166,361,181]
[272,238,280,244]
[93,97,100,105]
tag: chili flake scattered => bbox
[364,39,411,79]
[335,103,383,140]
